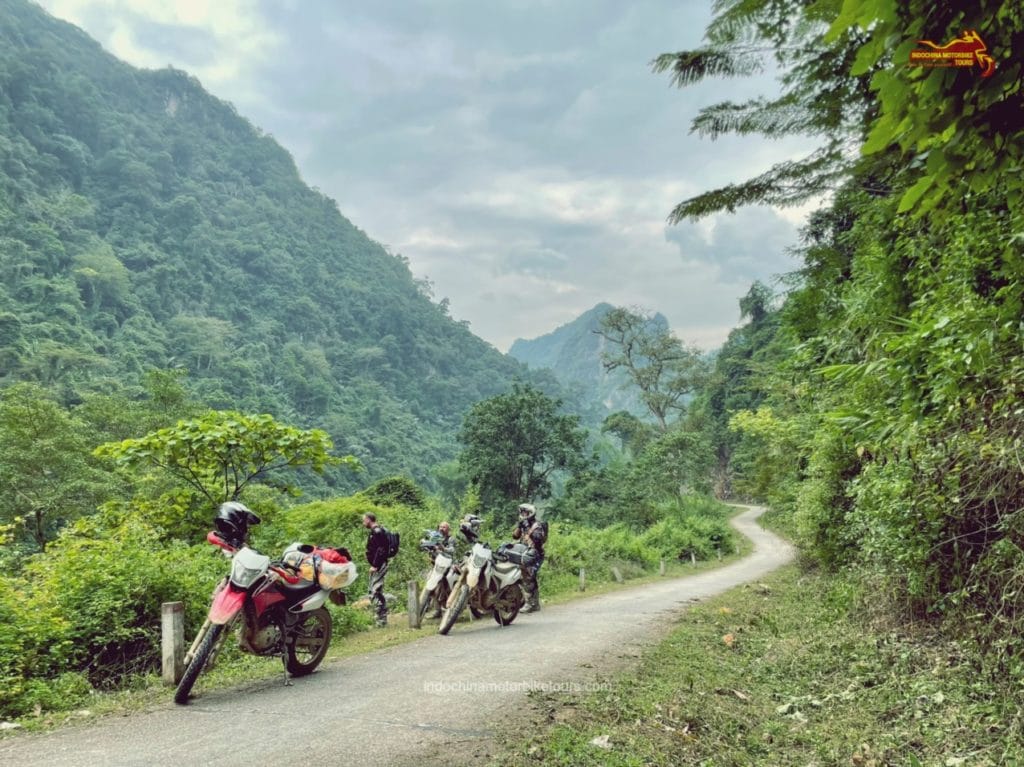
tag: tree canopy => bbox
[667,0,1024,666]
[458,383,588,518]
[95,410,354,507]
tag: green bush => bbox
[361,476,429,510]
[544,496,733,584]
[0,510,227,718]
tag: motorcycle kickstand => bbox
[277,624,293,687]
[281,653,292,686]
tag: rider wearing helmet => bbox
[214,501,261,547]
[459,514,482,544]
[453,514,482,565]
[512,503,547,613]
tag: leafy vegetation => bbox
[597,307,708,430]
[0,384,112,551]
[658,0,1024,681]
[0,0,565,492]
[458,383,588,521]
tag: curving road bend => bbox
[0,506,793,767]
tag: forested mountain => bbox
[0,0,555,488]
[509,303,668,422]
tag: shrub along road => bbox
[0,507,792,767]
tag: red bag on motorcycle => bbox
[282,544,357,590]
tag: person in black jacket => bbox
[363,513,390,627]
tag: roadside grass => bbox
[495,565,1024,766]
[3,508,752,734]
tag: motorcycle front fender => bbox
[209,583,246,625]
[426,563,450,590]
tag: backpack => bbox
[384,527,400,559]
[534,520,549,544]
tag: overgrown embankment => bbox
[498,564,1024,766]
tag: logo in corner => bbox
[909,30,996,77]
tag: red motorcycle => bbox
[174,502,357,704]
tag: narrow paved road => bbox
[0,506,792,767]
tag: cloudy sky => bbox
[39,0,815,351]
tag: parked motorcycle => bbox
[417,532,457,622]
[438,541,526,635]
[174,506,357,705]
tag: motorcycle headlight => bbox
[472,552,489,569]
[231,558,266,588]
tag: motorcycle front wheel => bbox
[438,583,468,635]
[286,607,332,676]
[418,584,435,622]
[174,623,224,705]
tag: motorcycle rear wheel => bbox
[174,623,223,705]
[286,607,332,676]
[493,585,524,627]
[438,583,468,635]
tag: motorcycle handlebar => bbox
[206,530,237,553]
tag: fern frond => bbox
[650,49,763,88]
[667,146,849,222]
[691,96,818,139]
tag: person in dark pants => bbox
[512,503,547,613]
[363,512,390,627]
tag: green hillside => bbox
[0,0,555,489]
[508,303,668,422]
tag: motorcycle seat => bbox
[281,581,323,607]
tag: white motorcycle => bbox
[438,541,526,635]
[417,534,458,622]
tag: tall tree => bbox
[597,307,706,430]
[0,384,110,550]
[458,384,587,516]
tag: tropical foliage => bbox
[664,0,1024,675]
[458,383,588,521]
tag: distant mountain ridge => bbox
[0,0,565,490]
[509,304,669,421]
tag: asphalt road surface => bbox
[0,506,793,767]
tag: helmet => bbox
[460,514,482,537]
[517,503,536,521]
[214,501,261,545]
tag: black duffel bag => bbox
[496,542,538,567]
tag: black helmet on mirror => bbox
[460,514,482,540]
[214,501,261,545]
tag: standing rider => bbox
[512,503,547,613]
[363,512,390,628]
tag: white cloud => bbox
[38,0,280,98]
